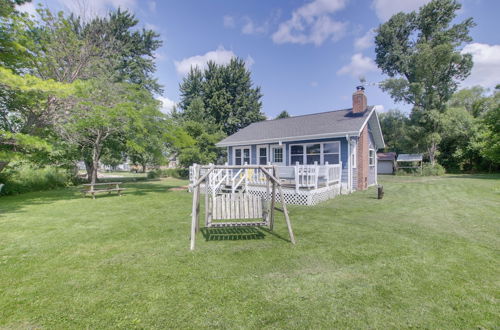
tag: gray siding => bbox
[368,125,377,186]
[351,137,358,191]
[378,160,394,174]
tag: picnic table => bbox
[82,182,125,199]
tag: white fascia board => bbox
[358,107,376,135]
[215,131,360,147]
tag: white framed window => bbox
[290,145,304,164]
[369,149,375,166]
[351,142,357,169]
[258,146,267,165]
[234,147,251,165]
[271,146,283,164]
[289,141,340,165]
[323,142,340,165]
[306,144,321,164]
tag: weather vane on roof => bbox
[358,76,381,88]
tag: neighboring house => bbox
[377,152,396,174]
[214,86,385,194]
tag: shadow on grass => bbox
[0,181,185,218]
[200,226,292,243]
[446,174,500,180]
[201,227,265,241]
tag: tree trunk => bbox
[89,136,102,184]
[142,162,147,173]
[428,141,438,166]
[84,160,93,183]
[0,161,8,173]
[91,159,99,184]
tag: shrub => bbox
[395,163,445,176]
[422,163,446,176]
[162,168,189,179]
[145,168,189,180]
[147,170,161,179]
[0,164,73,195]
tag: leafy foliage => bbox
[375,0,474,164]
[178,58,265,136]
[0,162,72,195]
[276,110,290,119]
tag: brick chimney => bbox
[352,86,367,113]
[354,86,369,190]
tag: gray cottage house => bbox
[190,87,385,205]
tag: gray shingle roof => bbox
[378,152,396,161]
[217,106,374,147]
[397,154,423,162]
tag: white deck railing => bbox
[190,162,342,193]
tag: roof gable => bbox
[217,106,382,147]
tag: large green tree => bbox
[378,109,411,154]
[375,0,474,164]
[178,58,265,136]
[0,5,166,180]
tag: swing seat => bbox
[189,164,295,250]
[208,193,268,228]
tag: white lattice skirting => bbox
[196,184,342,206]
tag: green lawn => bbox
[0,175,499,328]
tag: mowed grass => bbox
[0,175,498,329]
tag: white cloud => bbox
[147,1,156,12]
[153,51,166,62]
[157,96,176,114]
[223,15,235,28]
[242,11,282,35]
[372,0,431,21]
[16,2,38,16]
[460,43,500,89]
[245,55,255,68]
[354,28,375,51]
[337,53,378,78]
[56,0,137,19]
[174,47,254,76]
[242,17,268,35]
[145,23,159,31]
[272,0,347,46]
[175,47,235,76]
[374,105,387,113]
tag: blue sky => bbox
[19,0,500,118]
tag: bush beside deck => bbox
[0,175,498,328]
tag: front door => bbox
[270,145,284,165]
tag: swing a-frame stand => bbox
[189,165,296,250]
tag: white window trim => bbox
[270,144,284,165]
[233,146,252,165]
[288,141,340,165]
[351,141,357,169]
[369,148,375,166]
[257,145,268,165]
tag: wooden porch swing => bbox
[189,165,296,250]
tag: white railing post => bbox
[325,162,329,185]
[295,162,299,193]
[339,161,342,184]
[244,162,248,192]
[314,161,318,189]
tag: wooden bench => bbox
[82,182,125,199]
